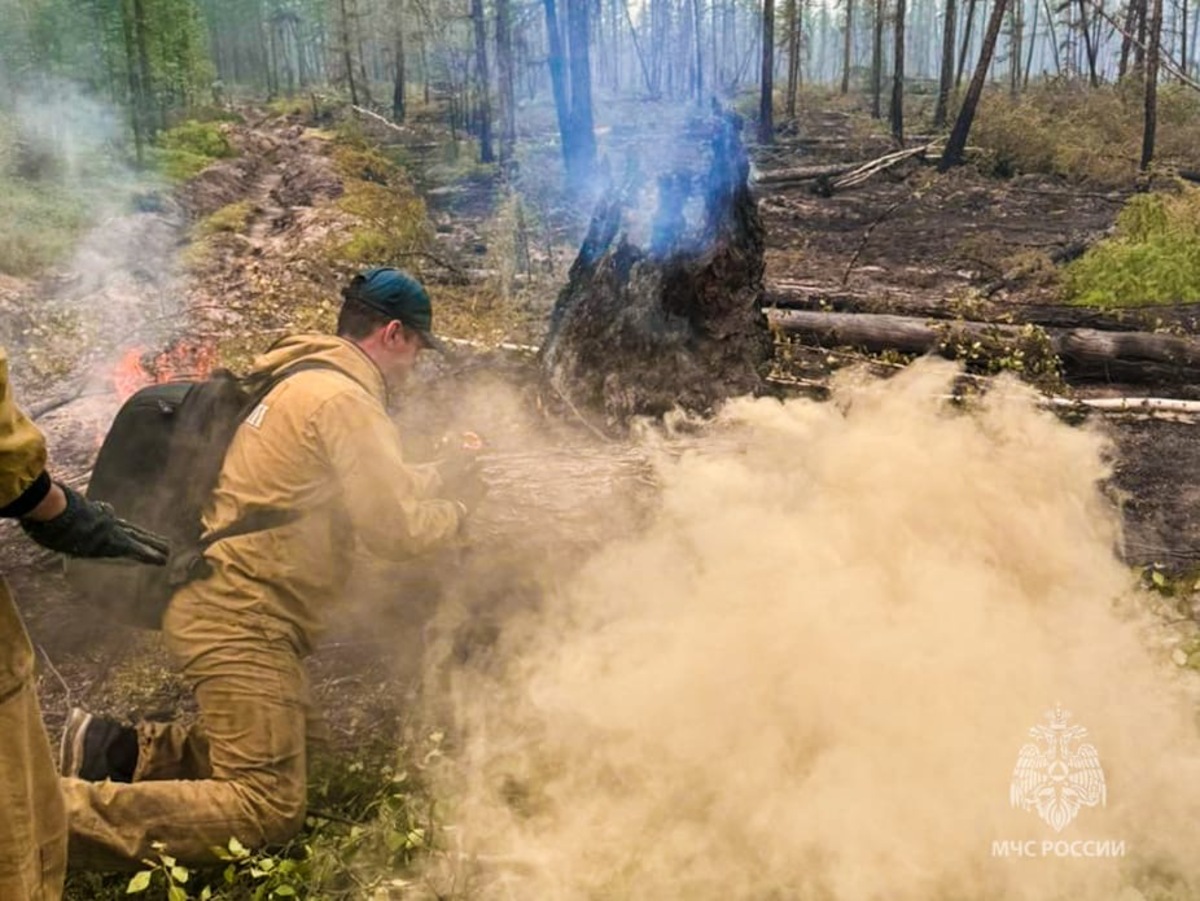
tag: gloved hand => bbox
[21,484,170,565]
[437,448,486,517]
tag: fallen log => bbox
[753,162,857,185]
[763,281,1200,332]
[767,308,1200,383]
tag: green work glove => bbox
[22,484,170,565]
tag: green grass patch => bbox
[328,141,432,265]
[0,178,92,275]
[1064,185,1200,307]
[151,120,238,183]
[195,200,253,237]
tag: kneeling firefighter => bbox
[61,268,484,867]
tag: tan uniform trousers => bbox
[0,577,67,900]
[62,583,311,869]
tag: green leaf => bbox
[200,889,213,901]
[228,837,248,857]
[170,865,190,884]
[127,871,153,894]
[1152,569,1167,587]
[273,888,297,898]
[167,884,188,901]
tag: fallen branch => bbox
[350,104,407,133]
[842,198,911,284]
[832,143,937,190]
[1044,395,1200,415]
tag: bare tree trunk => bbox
[567,0,598,184]
[1009,0,1022,92]
[622,0,657,94]
[132,0,158,137]
[872,0,885,116]
[1077,0,1100,84]
[934,0,957,125]
[1182,0,1189,77]
[891,0,906,142]
[841,0,854,91]
[1024,0,1040,85]
[392,2,407,121]
[338,0,359,105]
[544,0,573,166]
[759,0,776,142]
[1142,0,1163,168]
[120,0,145,166]
[1120,0,1138,76]
[471,0,495,162]
[956,0,978,85]
[496,0,517,162]
[786,0,802,114]
[1042,0,1062,72]
[692,0,705,99]
[941,0,1009,168]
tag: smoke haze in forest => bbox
[433,359,1200,900]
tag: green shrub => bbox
[970,81,1200,185]
[152,121,238,182]
[1064,186,1200,306]
[158,121,236,160]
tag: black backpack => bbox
[64,363,327,629]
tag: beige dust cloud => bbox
[436,359,1200,900]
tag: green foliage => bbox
[934,321,1066,393]
[63,732,450,900]
[1064,186,1200,307]
[1,0,213,130]
[152,121,237,182]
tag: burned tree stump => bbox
[540,113,774,424]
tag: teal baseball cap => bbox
[345,267,447,353]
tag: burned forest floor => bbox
[3,89,1200,896]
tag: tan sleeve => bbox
[0,348,49,509]
[311,389,462,560]
[406,462,444,497]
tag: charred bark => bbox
[540,114,774,424]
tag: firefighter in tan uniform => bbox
[0,347,168,898]
[61,268,483,866]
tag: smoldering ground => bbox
[418,359,1200,900]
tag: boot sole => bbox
[59,708,93,778]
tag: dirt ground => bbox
[5,96,1200,808]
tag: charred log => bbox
[764,280,1200,332]
[540,114,774,423]
[770,309,1200,384]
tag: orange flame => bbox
[112,340,217,403]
